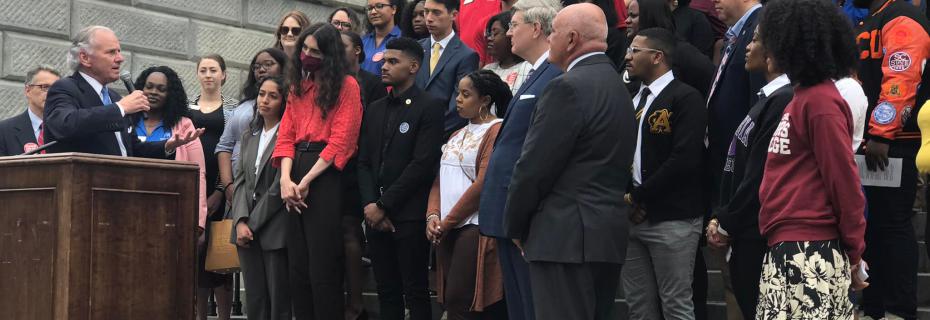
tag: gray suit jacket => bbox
[229,126,288,250]
[503,54,637,264]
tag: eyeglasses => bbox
[367,3,394,11]
[332,21,353,29]
[252,61,278,71]
[26,84,52,92]
[279,26,301,36]
[626,46,663,55]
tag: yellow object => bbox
[430,42,441,74]
[916,101,930,174]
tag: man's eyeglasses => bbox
[26,84,52,92]
[367,3,394,11]
[252,61,278,72]
[279,26,301,36]
[626,46,663,55]
[508,20,527,29]
[332,21,353,30]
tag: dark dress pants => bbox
[862,144,919,320]
[497,237,535,320]
[368,220,432,320]
[529,261,621,320]
[238,240,291,320]
[287,147,346,320]
[728,237,767,319]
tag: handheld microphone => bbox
[119,71,134,92]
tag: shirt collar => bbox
[388,84,421,104]
[532,50,550,71]
[430,30,456,50]
[365,25,402,41]
[27,108,42,135]
[726,4,762,41]
[78,71,106,96]
[760,74,790,97]
[639,70,675,97]
[567,52,605,72]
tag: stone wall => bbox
[0,0,359,119]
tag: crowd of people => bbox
[2,0,930,319]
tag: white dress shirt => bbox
[759,74,790,98]
[79,71,128,156]
[27,108,42,141]
[429,30,456,61]
[632,70,675,185]
[834,77,868,152]
[531,50,551,71]
[566,52,605,72]
[255,123,280,175]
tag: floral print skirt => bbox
[755,240,854,320]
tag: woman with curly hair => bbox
[400,0,429,40]
[425,70,511,319]
[272,23,363,319]
[754,0,867,318]
[133,66,208,232]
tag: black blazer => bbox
[415,35,480,135]
[716,84,793,240]
[229,128,288,250]
[503,54,637,264]
[706,10,766,174]
[357,86,445,222]
[629,79,707,222]
[0,111,38,156]
[43,71,167,157]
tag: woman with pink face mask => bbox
[269,23,363,320]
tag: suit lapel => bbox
[11,112,37,150]
[513,61,550,99]
[73,72,131,153]
[426,36,461,86]
[240,129,261,184]
[640,80,679,137]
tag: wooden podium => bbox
[0,153,198,320]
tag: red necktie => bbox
[37,122,46,154]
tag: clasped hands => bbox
[280,177,310,213]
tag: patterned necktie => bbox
[635,87,651,121]
[430,42,441,74]
[101,87,112,105]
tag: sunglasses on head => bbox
[279,26,301,36]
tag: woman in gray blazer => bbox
[230,76,291,320]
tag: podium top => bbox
[0,152,199,171]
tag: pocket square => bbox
[519,94,536,100]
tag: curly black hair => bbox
[465,69,513,118]
[133,66,189,130]
[241,47,288,102]
[400,0,428,39]
[290,23,351,119]
[759,0,857,87]
[250,76,289,133]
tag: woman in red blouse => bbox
[270,23,363,319]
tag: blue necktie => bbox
[101,87,112,105]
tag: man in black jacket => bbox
[0,66,60,156]
[503,4,636,319]
[356,37,443,320]
[621,28,706,320]
[707,25,791,320]
[44,26,200,157]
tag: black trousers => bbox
[238,242,291,320]
[367,220,432,320]
[529,261,621,320]
[862,144,918,320]
[728,237,767,319]
[287,147,346,320]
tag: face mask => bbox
[300,52,323,74]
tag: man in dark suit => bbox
[357,37,444,320]
[705,0,764,192]
[229,117,290,320]
[43,26,200,157]
[0,66,60,156]
[503,4,636,319]
[416,0,480,136]
[621,28,707,320]
[478,0,562,319]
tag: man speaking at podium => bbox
[43,25,201,157]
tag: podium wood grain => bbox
[0,153,199,320]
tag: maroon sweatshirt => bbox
[758,80,866,264]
